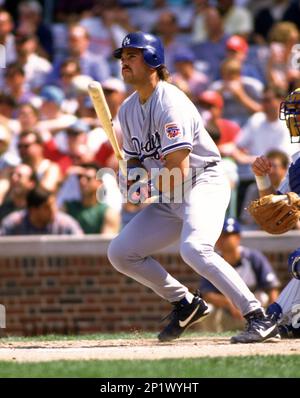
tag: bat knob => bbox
[88,81,101,90]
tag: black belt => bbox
[203,161,218,170]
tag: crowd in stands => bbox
[0,0,300,237]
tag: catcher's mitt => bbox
[248,192,300,234]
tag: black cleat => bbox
[158,293,210,342]
[231,309,280,344]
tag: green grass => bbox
[1,333,296,378]
[0,331,234,343]
[1,332,155,342]
[0,356,300,378]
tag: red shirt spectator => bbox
[197,90,240,146]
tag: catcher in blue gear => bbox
[251,88,300,338]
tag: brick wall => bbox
[0,232,298,336]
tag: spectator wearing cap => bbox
[226,34,249,58]
[199,217,280,332]
[43,119,92,175]
[94,78,126,171]
[171,49,209,101]
[225,35,266,84]
[39,85,65,117]
[197,90,240,150]
[39,94,99,170]
[38,85,77,150]
[15,33,53,91]
[39,84,72,131]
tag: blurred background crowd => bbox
[0,0,300,236]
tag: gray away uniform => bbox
[108,81,261,315]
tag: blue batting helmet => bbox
[113,32,165,69]
[288,248,300,280]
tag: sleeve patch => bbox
[164,122,182,140]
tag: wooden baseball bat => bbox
[88,81,159,204]
[88,81,126,175]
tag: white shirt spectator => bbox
[237,112,300,159]
[23,53,53,90]
[223,6,253,36]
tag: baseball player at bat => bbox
[108,31,279,343]
[252,88,300,338]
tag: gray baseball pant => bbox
[108,172,261,316]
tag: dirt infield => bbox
[0,337,299,362]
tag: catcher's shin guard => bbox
[288,249,300,279]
